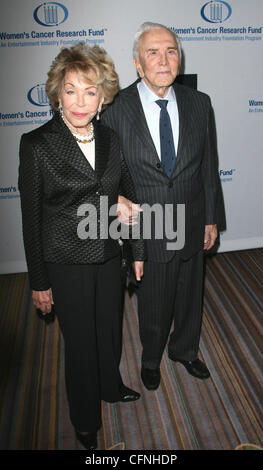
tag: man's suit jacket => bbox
[102,80,225,262]
[19,112,145,291]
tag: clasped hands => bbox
[117,195,144,284]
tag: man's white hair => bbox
[133,21,181,64]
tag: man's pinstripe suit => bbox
[102,78,224,371]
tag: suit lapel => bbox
[121,82,159,161]
[93,120,111,180]
[172,83,196,177]
[173,83,188,160]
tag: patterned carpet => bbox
[0,249,262,450]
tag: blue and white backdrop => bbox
[0,0,262,274]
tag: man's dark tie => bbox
[156,100,176,178]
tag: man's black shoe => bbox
[119,385,140,402]
[169,356,210,380]
[141,367,160,390]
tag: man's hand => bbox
[204,224,218,251]
[133,261,144,281]
[117,195,142,225]
[32,288,54,315]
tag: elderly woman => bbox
[18,43,145,450]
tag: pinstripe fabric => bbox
[168,250,204,360]
[136,255,181,368]
[102,79,224,365]
[102,80,225,262]
[136,251,204,368]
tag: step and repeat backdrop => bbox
[0,0,262,274]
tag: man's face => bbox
[134,28,180,97]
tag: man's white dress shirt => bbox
[137,80,179,159]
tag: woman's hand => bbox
[133,261,144,282]
[117,195,142,225]
[32,288,54,315]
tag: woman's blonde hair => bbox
[46,42,119,110]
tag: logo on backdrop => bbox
[0,1,106,49]
[172,1,262,43]
[201,1,232,23]
[33,2,68,27]
[0,186,19,199]
[27,84,50,107]
[249,99,263,114]
[219,168,236,182]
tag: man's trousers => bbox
[136,250,204,369]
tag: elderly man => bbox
[103,22,224,390]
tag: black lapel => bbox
[173,83,188,160]
[43,112,98,181]
[172,83,195,176]
[93,120,111,180]
[121,81,159,160]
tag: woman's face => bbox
[59,69,104,134]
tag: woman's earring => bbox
[59,102,63,116]
[96,107,101,121]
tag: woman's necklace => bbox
[71,123,94,144]
[61,111,94,144]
